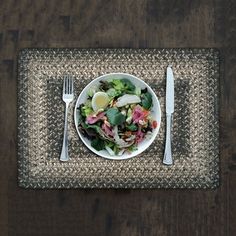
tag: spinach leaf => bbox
[141,92,152,110]
[106,108,126,126]
[91,137,105,151]
[99,80,112,91]
[121,78,135,92]
[81,122,101,133]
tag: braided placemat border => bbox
[17,48,219,188]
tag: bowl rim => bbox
[74,72,162,160]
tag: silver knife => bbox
[163,65,174,165]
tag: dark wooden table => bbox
[0,1,235,235]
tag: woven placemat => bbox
[18,48,219,188]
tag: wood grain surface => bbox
[0,0,235,235]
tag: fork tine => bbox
[70,76,73,94]
[63,76,66,94]
[71,77,74,94]
[68,76,71,94]
[66,75,69,94]
[64,76,66,94]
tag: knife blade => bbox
[163,65,174,165]
[166,66,174,115]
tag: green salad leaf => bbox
[80,101,93,117]
[80,122,101,134]
[106,108,126,126]
[106,88,121,98]
[126,123,138,131]
[111,79,124,91]
[141,92,152,110]
[91,137,105,151]
[99,80,113,91]
[121,78,135,92]
[105,141,119,154]
[108,79,135,94]
[128,144,138,152]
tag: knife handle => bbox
[163,114,173,165]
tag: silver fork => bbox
[60,75,74,162]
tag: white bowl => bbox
[74,73,161,160]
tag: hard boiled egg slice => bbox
[91,92,109,111]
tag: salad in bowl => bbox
[74,73,161,160]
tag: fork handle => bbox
[60,103,69,161]
[163,114,173,165]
